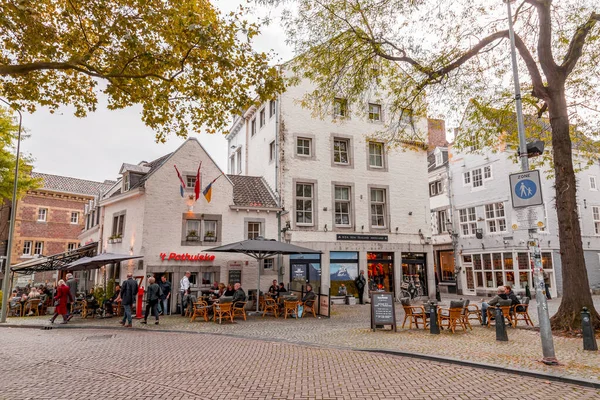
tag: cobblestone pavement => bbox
[0,328,598,400]
[6,296,600,384]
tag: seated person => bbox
[217,283,226,298]
[103,284,121,316]
[504,285,523,311]
[301,284,317,304]
[232,283,247,304]
[481,286,508,325]
[85,290,100,315]
[268,280,279,295]
[28,287,41,299]
[183,289,197,312]
[224,283,235,297]
[277,283,287,297]
[338,284,347,296]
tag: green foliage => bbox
[0,0,285,141]
[0,107,40,200]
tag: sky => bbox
[19,1,293,183]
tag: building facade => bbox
[227,74,435,301]
[80,139,280,312]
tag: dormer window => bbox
[435,151,443,166]
[123,173,130,191]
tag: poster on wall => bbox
[291,264,306,281]
[330,261,358,296]
[229,270,241,284]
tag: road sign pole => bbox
[505,0,557,365]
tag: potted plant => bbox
[186,230,199,242]
[204,231,216,242]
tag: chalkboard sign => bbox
[228,270,241,284]
[291,264,306,281]
[370,292,396,332]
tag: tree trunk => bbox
[547,87,600,330]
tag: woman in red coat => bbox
[50,279,72,324]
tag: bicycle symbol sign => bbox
[509,170,543,208]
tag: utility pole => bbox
[504,0,557,365]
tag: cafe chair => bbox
[232,301,247,321]
[438,301,468,333]
[513,298,533,327]
[302,299,317,318]
[466,304,482,325]
[213,302,233,324]
[400,298,427,329]
[190,301,210,322]
[25,299,41,317]
[7,302,23,317]
[283,300,299,319]
[486,300,515,328]
[262,298,279,318]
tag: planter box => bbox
[203,237,217,242]
[109,238,122,244]
[186,236,200,242]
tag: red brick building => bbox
[10,173,113,284]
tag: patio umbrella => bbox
[62,257,95,272]
[205,237,321,313]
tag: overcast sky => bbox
[20,1,292,183]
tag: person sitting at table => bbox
[268,280,278,295]
[224,283,235,297]
[301,284,316,304]
[232,283,247,303]
[85,289,100,316]
[103,284,121,317]
[217,283,226,298]
[277,283,287,297]
[28,287,41,299]
[182,289,197,313]
[481,286,508,326]
[504,285,522,311]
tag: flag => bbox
[194,162,202,201]
[174,165,186,197]
[202,174,222,203]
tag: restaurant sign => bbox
[159,252,216,262]
[336,234,388,242]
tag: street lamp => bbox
[0,98,22,323]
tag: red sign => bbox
[159,252,216,262]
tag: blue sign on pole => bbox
[509,170,543,208]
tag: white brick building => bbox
[227,74,435,301]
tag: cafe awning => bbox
[10,242,98,275]
[62,253,143,271]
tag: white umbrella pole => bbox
[256,258,262,313]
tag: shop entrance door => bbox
[401,253,428,296]
[289,254,321,294]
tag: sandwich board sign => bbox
[370,292,397,332]
[509,170,543,208]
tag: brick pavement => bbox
[5,296,600,384]
[0,328,598,400]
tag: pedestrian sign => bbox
[509,170,543,208]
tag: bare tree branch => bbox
[526,0,559,82]
[561,12,600,77]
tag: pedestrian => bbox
[117,273,138,328]
[180,271,191,316]
[65,273,78,321]
[141,277,162,325]
[354,270,366,304]
[158,275,171,315]
[50,280,73,324]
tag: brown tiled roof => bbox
[31,172,113,197]
[227,175,278,208]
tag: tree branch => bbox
[561,12,600,78]
[526,0,559,82]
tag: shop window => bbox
[485,271,494,288]
[503,253,513,269]
[541,252,553,269]
[495,271,504,286]
[493,253,502,270]
[290,253,321,293]
[400,252,426,294]
[439,251,455,281]
[463,255,472,263]
[473,254,482,270]
[517,252,529,269]
[505,271,515,288]
[367,252,394,293]
[518,271,530,289]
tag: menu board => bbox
[291,264,306,281]
[228,270,241,284]
[370,292,396,331]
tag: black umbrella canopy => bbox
[205,237,321,260]
[63,253,143,271]
[63,256,95,272]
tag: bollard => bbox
[429,301,440,334]
[495,307,508,341]
[581,307,598,351]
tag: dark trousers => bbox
[180,291,186,316]
[144,299,159,321]
[357,288,365,304]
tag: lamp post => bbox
[0,98,23,323]
[446,221,461,293]
[504,0,557,364]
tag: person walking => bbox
[65,273,78,321]
[354,270,366,305]
[50,280,73,324]
[180,271,191,316]
[158,275,171,315]
[117,273,138,328]
[141,277,162,325]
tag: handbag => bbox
[53,299,60,306]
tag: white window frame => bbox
[472,168,483,188]
[123,174,130,191]
[368,142,384,168]
[23,241,32,256]
[247,222,261,240]
[67,243,78,251]
[333,98,348,118]
[334,186,352,227]
[229,155,235,174]
[463,171,471,186]
[38,208,47,222]
[296,183,314,226]
[186,175,197,188]
[437,210,448,234]
[484,203,507,234]
[459,207,477,236]
[593,206,600,235]
[269,100,276,118]
[186,219,201,238]
[435,152,443,166]
[269,141,276,163]
[590,176,597,191]
[484,165,492,180]
[259,108,266,128]
[296,137,311,157]
[70,212,79,224]
[203,220,218,241]
[251,118,256,136]
[34,241,44,256]
[370,188,386,228]
[236,148,242,174]
[430,180,443,197]
[264,258,274,270]
[368,103,381,122]
[333,138,350,164]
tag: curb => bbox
[2,323,599,389]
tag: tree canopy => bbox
[0,0,285,141]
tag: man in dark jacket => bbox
[117,273,138,327]
[354,270,366,305]
[302,284,317,303]
[481,286,508,326]
[66,273,78,321]
[232,283,247,303]
[504,285,522,311]
[158,275,171,315]
[142,277,162,325]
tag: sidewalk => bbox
[4,295,599,384]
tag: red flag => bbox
[194,162,202,201]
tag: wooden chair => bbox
[213,302,233,324]
[438,306,468,333]
[466,304,482,325]
[513,298,533,327]
[400,298,427,329]
[7,302,22,317]
[459,299,473,331]
[232,301,247,321]
[486,300,515,328]
[302,299,317,318]
[25,299,41,316]
[262,298,279,318]
[283,300,299,319]
[190,301,209,322]
[259,295,267,311]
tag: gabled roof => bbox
[227,175,278,208]
[119,163,151,174]
[31,172,113,197]
[128,152,173,191]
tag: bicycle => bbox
[399,275,425,301]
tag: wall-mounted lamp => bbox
[547,240,551,247]
[361,225,364,231]
[324,224,328,232]
[395,227,399,234]
[408,211,413,216]
[481,243,485,250]
[584,199,587,209]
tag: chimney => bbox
[427,119,448,149]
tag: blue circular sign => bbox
[516,179,537,199]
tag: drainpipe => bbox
[275,94,283,282]
[446,162,461,294]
